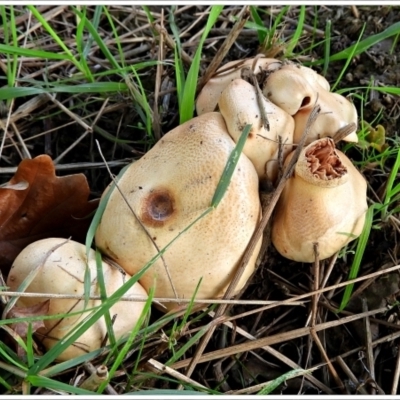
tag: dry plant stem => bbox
[336,356,369,395]
[95,140,178,302]
[391,346,400,395]
[311,329,346,393]
[80,363,114,393]
[332,122,357,143]
[362,298,376,394]
[172,306,390,370]
[152,10,164,141]
[147,358,207,390]
[183,104,321,380]
[216,311,334,394]
[53,97,109,164]
[197,5,250,93]
[152,23,192,65]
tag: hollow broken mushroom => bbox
[271,137,367,262]
[196,56,281,115]
[6,238,147,361]
[218,78,294,183]
[261,62,358,144]
[95,112,262,312]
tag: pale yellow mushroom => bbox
[218,78,294,183]
[196,57,281,115]
[7,238,147,361]
[95,112,262,312]
[271,138,367,262]
[293,90,359,145]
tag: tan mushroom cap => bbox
[95,112,262,312]
[196,57,281,115]
[218,78,294,183]
[7,238,147,361]
[293,90,359,145]
[271,138,367,262]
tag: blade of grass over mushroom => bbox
[26,324,34,368]
[211,124,252,208]
[179,5,223,124]
[338,204,378,311]
[95,250,117,349]
[284,5,305,57]
[97,288,154,394]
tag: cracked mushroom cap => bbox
[271,138,367,262]
[196,57,281,115]
[293,90,358,145]
[218,78,294,183]
[95,112,262,312]
[7,238,147,361]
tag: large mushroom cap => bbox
[218,78,294,183]
[95,112,262,312]
[271,138,367,262]
[196,57,281,115]
[7,238,147,361]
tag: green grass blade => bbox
[322,19,331,77]
[250,6,267,44]
[381,147,400,220]
[285,5,305,57]
[179,5,223,123]
[97,288,154,393]
[0,44,71,61]
[27,375,96,395]
[330,21,400,62]
[74,6,93,82]
[95,249,117,349]
[83,5,102,59]
[257,368,309,394]
[211,124,252,207]
[27,6,80,70]
[338,204,378,311]
[72,6,122,73]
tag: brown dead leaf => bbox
[0,155,99,273]
[8,300,50,338]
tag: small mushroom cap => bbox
[271,138,367,262]
[95,112,262,312]
[262,66,318,116]
[196,57,281,115]
[218,78,294,182]
[7,238,147,361]
[293,90,358,145]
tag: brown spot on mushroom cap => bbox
[141,188,176,228]
[271,138,367,262]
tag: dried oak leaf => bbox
[0,155,99,273]
[8,300,50,338]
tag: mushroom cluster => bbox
[6,56,368,360]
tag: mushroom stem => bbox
[271,138,368,262]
